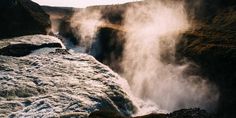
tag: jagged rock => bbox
[0,0,51,39]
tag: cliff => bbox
[177,4,236,118]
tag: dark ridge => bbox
[0,43,62,57]
[42,6,75,16]
[89,110,125,118]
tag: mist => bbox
[70,9,103,52]
[121,0,219,112]
[68,0,219,113]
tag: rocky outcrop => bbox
[0,0,51,39]
[0,35,137,117]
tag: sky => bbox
[32,0,141,8]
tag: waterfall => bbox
[121,0,219,112]
[67,0,219,113]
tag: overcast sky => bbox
[32,0,141,8]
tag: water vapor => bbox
[68,0,219,113]
[121,0,219,112]
[70,9,103,52]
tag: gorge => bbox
[0,0,235,118]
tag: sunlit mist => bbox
[121,0,219,112]
[65,0,219,114]
[70,10,102,51]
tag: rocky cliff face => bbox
[0,0,51,39]
[177,4,236,118]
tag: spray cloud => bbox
[69,0,219,113]
[70,9,103,52]
[121,0,219,112]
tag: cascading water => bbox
[121,1,219,112]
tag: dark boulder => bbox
[0,0,51,39]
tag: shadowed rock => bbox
[0,43,62,57]
[0,0,51,39]
[134,108,213,118]
[89,110,125,118]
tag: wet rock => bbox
[0,0,51,39]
